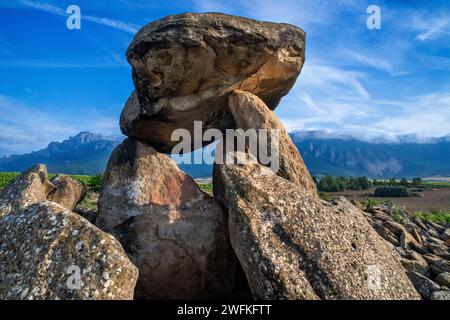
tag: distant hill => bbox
[291,131,450,178]
[0,132,120,175]
[1,131,450,178]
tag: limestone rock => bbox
[383,220,406,236]
[97,138,235,299]
[407,271,441,299]
[442,228,450,242]
[400,230,419,250]
[0,201,138,300]
[227,90,317,197]
[430,290,450,300]
[435,272,450,288]
[0,164,54,217]
[47,175,86,211]
[214,152,420,300]
[399,258,428,275]
[122,13,305,152]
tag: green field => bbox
[2,172,448,225]
[0,172,19,189]
[198,183,213,195]
[0,172,102,191]
[421,181,450,188]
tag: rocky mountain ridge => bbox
[2,130,450,179]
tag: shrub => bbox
[319,192,332,201]
[0,172,19,189]
[374,186,409,197]
[391,208,404,222]
[357,176,371,190]
[318,176,339,192]
[412,210,450,225]
[87,174,104,192]
[199,183,213,195]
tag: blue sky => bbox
[0,0,449,156]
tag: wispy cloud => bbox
[20,0,139,34]
[372,92,450,138]
[343,49,397,75]
[0,95,120,156]
[416,18,449,41]
[0,55,128,68]
[299,62,370,101]
[193,0,358,26]
[406,11,450,42]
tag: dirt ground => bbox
[330,188,450,212]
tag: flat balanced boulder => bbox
[122,12,306,152]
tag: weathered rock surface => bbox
[47,174,86,211]
[430,290,450,300]
[0,201,138,300]
[228,90,317,197]
[363,205,450,300]
[97,138,235,299]
[213,152,420,300]
[122,13,305,152]
[0,164,54,217]
[406,271,442,299]
[435,272,450,287]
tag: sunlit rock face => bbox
[121,12,306,152]
[97,138,235,299]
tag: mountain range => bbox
[0,132,119,175]
[1,131,450,178]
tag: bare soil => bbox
[330,188,450,212]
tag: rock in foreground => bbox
[122,13,305,152]
[362,204,450,299]
[0,164,54,217]
[97,138,235,299]
[228,90,318,197]
[48,174,86,211]
[214,153,421,300]
[0,201,138,300]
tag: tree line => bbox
[313,176,423,192]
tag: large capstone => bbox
[121,13,306,152]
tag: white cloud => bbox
[0,95,120,156]
[406,11,450,42]
[298,62,370,101]
[193,0,358,26]
[343,49,397,75]
[20,0,139,34]
[372,92,450,137]
[416,18,449,41]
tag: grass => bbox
[358,198,395,210]
[199,183,213,195]
[77,191,99,211]
[420,181,450,188]
[391,208,404,223]
[0,172,102,192]
[412,209,450,225]
[0,172,19,189]
[319,192,332,201]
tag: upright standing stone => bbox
[97,138,235,299]
[214,152,421,300]
[228,90,318,197]
[0,164,54,217]
[47,174,86,211]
